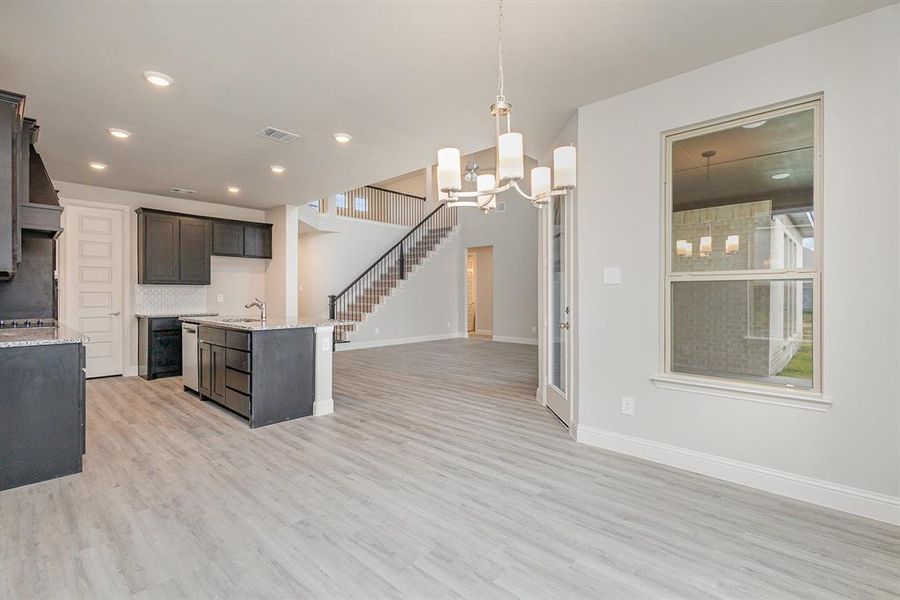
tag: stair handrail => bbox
[328,203,452,320]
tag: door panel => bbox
[63,204,124,378]
[198,342,212,397]
[142,213,179,283]
[178,217,211,284]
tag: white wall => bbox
[573,5,900,514]
[265,205,299,319]
[344,232,463,348]
[55,181,269,374]
[452,156,540,344]
[299,217,411,320]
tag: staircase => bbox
[329,204,457,346]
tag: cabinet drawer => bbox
[198,326,226,346]
[225,329,251,351]
[226,348,250,373]
[224,387,251,418]
[150,317,181,331]
[226,368,250,394]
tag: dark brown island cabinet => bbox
[136,208,272,285]
[196,323,315,428]
[0,339,86,492]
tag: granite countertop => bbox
[135,312,220,318]
[0,325,89,348]
[180,315,344,331]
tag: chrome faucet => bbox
[245,297,266,321]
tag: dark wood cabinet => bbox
[139,211,180,283]
[138,209,270,284]
[0,91,26,280]
[178,217,211,284]
[198,341,212,397]
[137,209,213,285]
[212,219,272,259]
[1,342,84,491]
[243,224,272,259]
[194,323,314,428]
[212,220,244,256]
[138,316,183,380]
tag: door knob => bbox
[558,322,570,330]
[108,311,121,316]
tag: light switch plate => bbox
[216,294,224,303]
[603,267,622,285]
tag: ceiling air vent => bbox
[170,187,198,195]
[257,127,301,144]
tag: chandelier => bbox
[436,0,576,212]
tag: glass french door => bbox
[546,193,570,424]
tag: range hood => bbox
[19,122,63,236]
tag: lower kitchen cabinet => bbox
[196,324,315,428]
[0,341,85,491]
[138,316,183,380]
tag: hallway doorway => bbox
[466,246,494,339]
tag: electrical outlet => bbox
[216,294,224,303]
[374,327,379,335]
[532,325,537,333]
[621,397,635,416]
[446,321,451,328]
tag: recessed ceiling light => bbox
[88,162,108,170]
[107,128,132,139]
[742,120,767,129]
[333,132,352,144]
[269,165,286,174]
[227,186,241,194]
[142,71,174,87]
[771,172,791,180]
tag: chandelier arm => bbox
[510,180,567,202]
[444,181,512,199]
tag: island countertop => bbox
[0,325,89,348]
[180,315,343,332]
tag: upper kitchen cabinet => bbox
[137,209,211,285]
[0,91,26,280]
[137,209,271,284]
[212,219,272,259]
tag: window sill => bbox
[650,374,831,411]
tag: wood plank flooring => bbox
[1,338,898,599]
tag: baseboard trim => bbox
[313,398,334,416]
[491,335,538,345]
[337,332,465,351]
[575,425,900,525]
[123,366,139,377]
[473,329,493,336]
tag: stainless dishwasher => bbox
[181,322,199,392]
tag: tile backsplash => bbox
[135,285,206,315]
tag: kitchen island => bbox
[180,316,336,428]
[0,325,87,491]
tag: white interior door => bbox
[63,204,124,378]
[545,193,571,425]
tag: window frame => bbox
[661,96,824,396]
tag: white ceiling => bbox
[0,1,891,209]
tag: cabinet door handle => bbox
[108,311,121,316]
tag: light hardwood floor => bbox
[2,338,898,599]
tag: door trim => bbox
[539,188,576,433]
[58,198,130,377]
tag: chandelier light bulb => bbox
[437,148,462,192]
[477,173,497,209]
[498,132,524,181]
[531,167,551,199]
[553,145,577,189]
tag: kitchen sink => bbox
[221,318,261,323]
